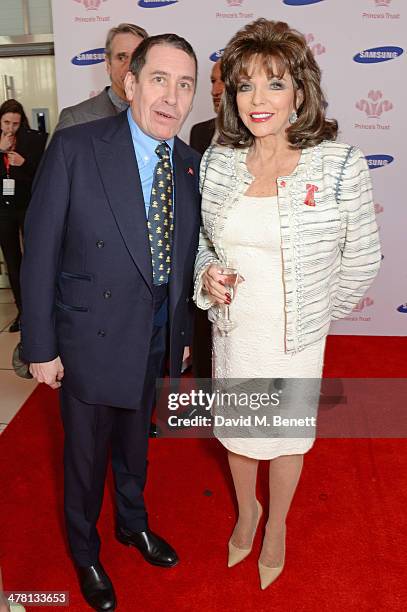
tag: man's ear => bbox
[124,72,135,102]
[105,57,112,80]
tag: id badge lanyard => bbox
[2,153,15,198]
[3,153,10,178]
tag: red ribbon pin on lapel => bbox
[187,167,194,176]
[304,183,318,206]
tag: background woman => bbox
[0,99,47,332]
[194,19,381,589]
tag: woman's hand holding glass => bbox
[202,264,244,335]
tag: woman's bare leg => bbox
[228,450,260,548]
[260,453,304,566]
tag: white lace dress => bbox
[212,195,326,460]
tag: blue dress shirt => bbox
[127,107,174,216]
[126,109,174,327]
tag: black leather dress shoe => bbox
[116,526,179,567]
[9,315,20,333]
[76,563,116,611]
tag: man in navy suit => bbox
[21,34,201,612]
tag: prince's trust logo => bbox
[216,0,254,19]
[73,0,108,9]
[73,0,110,22]
[356,91,393,118]
[362,0,400,20]
[354,90,393,131]
[344,297,374,322]
[305,34,326,56]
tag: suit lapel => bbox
[92,113,153,294]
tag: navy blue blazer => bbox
[21,111,201,409]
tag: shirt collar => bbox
[108,86,129,112]
[127,107,174,170]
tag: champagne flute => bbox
[216,266,239,336]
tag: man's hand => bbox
[29,357,64,389]
[202,264,244,305]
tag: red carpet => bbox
[1,335,407,611]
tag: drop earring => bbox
[288,110,298,125]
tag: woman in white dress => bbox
[193,19,381,589]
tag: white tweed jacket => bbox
[193,141,381,354]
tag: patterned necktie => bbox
[148,142,174,285]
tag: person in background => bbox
[194,19,381,590]
[190,58,224,155]
[189,59,225,380]
[56,22,147,130]
[0,99,47,332]
[21,33,201,611]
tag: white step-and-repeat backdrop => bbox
[51,0,405,336]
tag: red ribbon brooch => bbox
[304,183,318,207]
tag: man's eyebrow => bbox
[149,70,195,82]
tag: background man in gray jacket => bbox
[56,22,147,130]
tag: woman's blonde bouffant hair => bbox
[217,18,338,149]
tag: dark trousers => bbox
[192,307,212,379]
[0,208,25,311]
[60,321,167,567]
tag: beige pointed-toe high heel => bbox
[258,526,286,589]
[228,499,263,568]
[258,558,285,590]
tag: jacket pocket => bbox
[55,299,89,313]
[57,271,92,311]
[60,271,92,281]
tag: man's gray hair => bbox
[105,23,148,59]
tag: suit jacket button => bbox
[180,331,185,336]
[185,297,190,303]
[103,290,112,299]
[96,240,105,248]
[97,329,106,337]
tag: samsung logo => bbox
[210,49,224,62]
[283,0,325,5]
[72,48,105,66]
[397,304,407,314]
[365,154,394,169]
[138,0,178,7]
[354,46,403,63]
